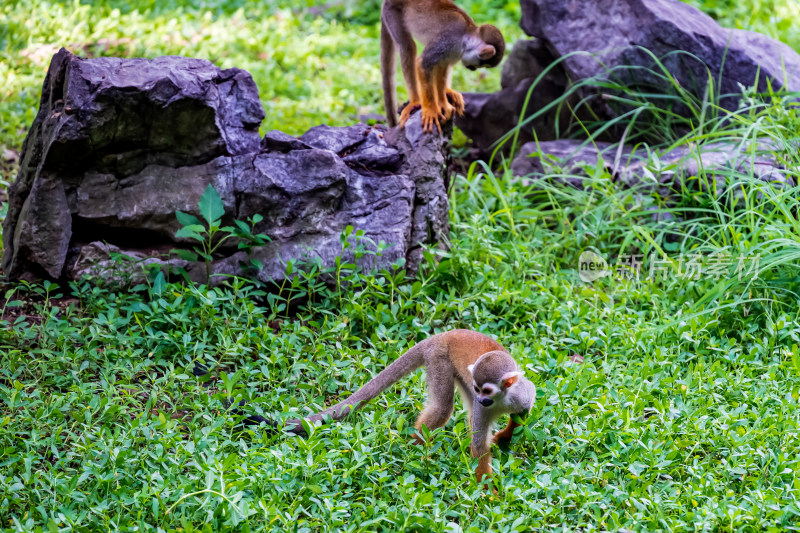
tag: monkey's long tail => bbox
[381,20,398,128]
[254,339,429,435]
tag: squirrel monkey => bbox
[380,0,506,133]
[245,329,535,484]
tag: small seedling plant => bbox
[174,184,269,284]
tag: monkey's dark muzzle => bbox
[479,398,494,407]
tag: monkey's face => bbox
[462,25,505,71]
[476,24,505,69]
[472,381,501,407]
[462,45,497,71]
[468,352,523,409]
[471,372,523,408]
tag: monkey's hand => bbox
[420,104,443,134]
[491,429,514,449]
[398,100,422,127]
[491,414,523,449]
[445,89,465,117]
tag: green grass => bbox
[3,134,800,529]
[2,0,800,531]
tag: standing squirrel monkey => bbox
[246,329,535,485]
[380,0,506,133]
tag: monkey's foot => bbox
[420,105,443,133]
[445,89,465,117]
[398,100,422,127]
[476,470,497,495]
[438,101,456,121]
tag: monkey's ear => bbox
[478,45,496,60]
[467,364,475,374]
[500,371,522,389]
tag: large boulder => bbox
[521,0,800,110]
[2,49,450,284]
[459,0,800,151]
[511,138,795,200]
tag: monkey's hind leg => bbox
[382,9,422,128]
[413,359,455,443]
[416,57,443,133]
[398,100,422,128]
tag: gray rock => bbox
[459,0,800,152]
[511,140,640,188]
[500,38,552,91]
[458,81,571,157]
[521,0,800,115]
[11,176,72,280]
[261,130,311,152]
[343,128,403,172]
[3,48,263,278]
[511,138,794,198]
[458,39,588,157]
[70,156,239,240]
[2,49,450,284]
[393,118,451,270]
[620,140,797,194]
[236,150,349,241]
[299,124,371,154]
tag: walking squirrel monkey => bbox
[380,0,506,133]
[245,329,535,484]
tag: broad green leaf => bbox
[176,210,202,227]
[173,249,199,262]
[175,224,206,241]
[199,184,225,225]
[151,271,166,296]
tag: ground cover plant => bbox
[2,100,800,529]
[2,0,800,531]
